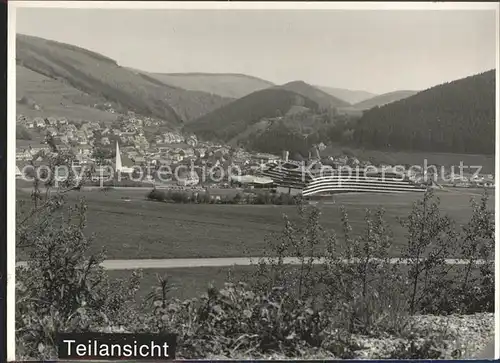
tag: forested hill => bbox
[352,70,496,154]
[276,81,351,109]
[183,88,320,141]
[16,34,231,125]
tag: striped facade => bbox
[261,161,427,196]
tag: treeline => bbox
[243,114,358,158]
[147,188,298,205]
[352,70,495,154]
[244,122,317,158]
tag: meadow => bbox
[16,186,493,260]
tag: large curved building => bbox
[261,161,427,196]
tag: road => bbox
[15,257,490,270]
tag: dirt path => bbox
[16,257,489,270]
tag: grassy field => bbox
[17,65,119,123]
[16,186,493,260]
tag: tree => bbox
[398,189,456,314]
[16,150,141,359]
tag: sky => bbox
[15,6,498,95]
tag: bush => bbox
[88,179,150,188]
[16,197,142,360]
[244,201,409,336]
[145,188,298,206]
[146,283,335,358]
[146,188,167,202]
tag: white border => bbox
[9,1,500,10]
[7,3,16,362]
[7,1,500,361]
[495,3,500,359]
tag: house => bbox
[89,121,101,130]
[58,134,68,144]
[128,151,139,158]
[215,147,230,155]
[168,152,183,162]
[46,127,58,136]
[57,117,68,125]
[177,170,200,186]
[29,144,50,155]
[156,159,171,166]
[195,148,207,159]
[186,135,198,147]
[26,120,34,129]
[92,166,113,181]
[58,144,71,152]
[163,132,184,144]
[76,131,88,143]
[76,145,93,156]
[183,148,195,158]
[34,117,46,128]
[46,117,58,126]
[133,156,146,164]
[16,149,32,160]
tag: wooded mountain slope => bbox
[353,70,495,154]
[16,34,231,125]
[276,81,351,109]
[184,88,320,141]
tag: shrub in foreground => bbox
[16,172,495,360]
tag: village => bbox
[15,112,287,187]
[15,111,494,190]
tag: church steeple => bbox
[115,141,122,171]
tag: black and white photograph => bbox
[8,2,499,360]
